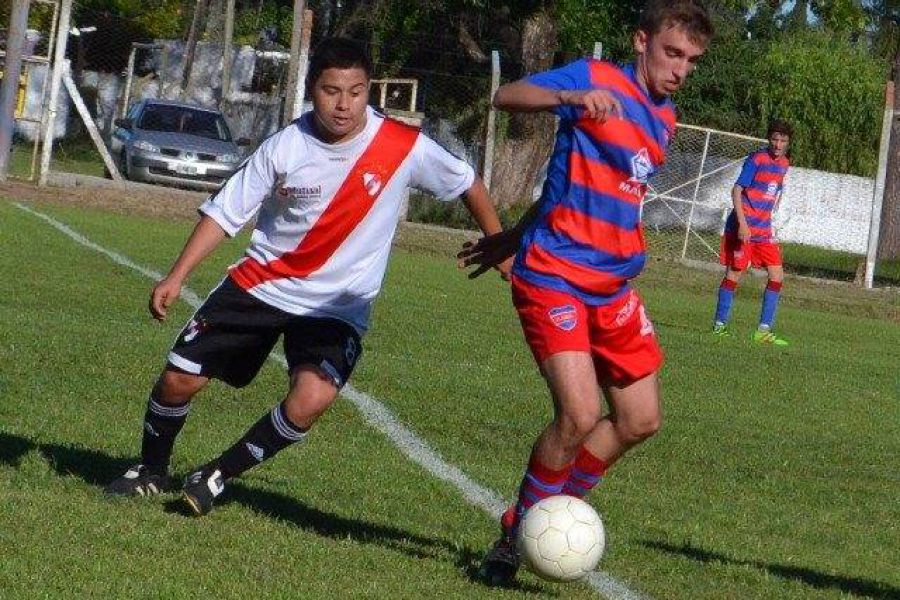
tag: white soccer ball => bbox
[517,495,605,582]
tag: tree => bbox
[755,31,884,175]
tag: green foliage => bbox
[233,1,294,47]
[755,31,887,175]
[406,193,530,230]
[555,0,639,60]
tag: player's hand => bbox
[738,223,751,242]
[559,89,623,122]
[457,230,520,280]
[149,277,182,321]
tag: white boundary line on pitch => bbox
[14,202,648,600]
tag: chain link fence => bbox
[644,124,766,265]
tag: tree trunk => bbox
[877,48,900,259]
[181,0,209,96]
[490,9,558,207]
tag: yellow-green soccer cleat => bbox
[752,329,789,346]
[712,323,733,338]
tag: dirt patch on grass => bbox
[0,178,206,221]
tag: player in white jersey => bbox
[105,38,511,516]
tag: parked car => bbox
[110,99,250,191]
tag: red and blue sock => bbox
[714,278,738,325]
[563,446,609,498]
[505,454,572,538]
[759,280,782,329]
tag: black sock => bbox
[140,394,191,475]
[217,402,307,480]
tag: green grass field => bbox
[1,197,898,599]
[9,139,107,180]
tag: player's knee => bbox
[619,414,662,444]
[156,369,206,403]
[283,368,339,428]
[557,406,602,443]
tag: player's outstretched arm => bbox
[150,215,227,321]
[493,81,621,121]
[458,197,542,280]
[460,177,512,279]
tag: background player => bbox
[713,120,793,345]
[104,37,511,515]
[458,0,713,587]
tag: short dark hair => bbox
[307,37,373,87]
[638,0,714,46]
[767,119,794,139]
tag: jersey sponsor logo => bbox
[548,304,578,331]
[363,172,383,197]
[275,183,322,203]
[245,442,264,462]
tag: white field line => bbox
[15,202,648,600]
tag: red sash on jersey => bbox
[230,118,419,290]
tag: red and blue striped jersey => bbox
[512,59,676,305]
[725,149,790,242]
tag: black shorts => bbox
[167,276,362,388]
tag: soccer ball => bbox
[517,495,605,582]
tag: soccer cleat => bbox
[104,464,172,497]
[752,329,789,346]
[712,323,733,337]
[477,535,521,587]
[182,463,226,516]
[477,506,520,587]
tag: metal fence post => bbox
[483,50,500,191]
[681,129,711,259]
[0,0,32,181]
[38,0,74,186]
[865,81,895,288]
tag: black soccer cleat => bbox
[182,463,225,516]
[477,535,521,588]
[104,464,172,497]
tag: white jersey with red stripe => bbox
[199,106,474,333]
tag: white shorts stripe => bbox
[167,351,202,375]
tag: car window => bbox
[138,105,233,142]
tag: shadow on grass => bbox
[642,540,899,599]
[0,430,544,593]
[0,430,132,483]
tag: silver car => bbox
[111,99,250,191]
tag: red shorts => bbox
[719,234,782,270]
[511,276,664,386]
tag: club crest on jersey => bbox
[766,182,779,197]
[618,147,653,197]
[363,172,383,197]
[548,304,578,331]
[630,147,653,184]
